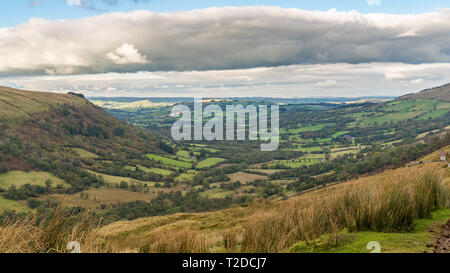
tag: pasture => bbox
[0,171,69,190]
[145,153,192,168]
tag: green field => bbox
[196,158,226,169]
[290,208,450,253]
[71,148,99,159]
[176,150,191,158]
[174,171,197,182]
[269,158,322,168]
[86,170,155,186]
[0,196,30,212]
[0,171,69,190]
[284,146,323,153]
[145,153,192,168]
[191,147,220,153]
[125,165,174,176]
[354,100,450,126]
[200,188,232,199]
[281,123,334,134]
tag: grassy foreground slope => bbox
[91,161,449,253]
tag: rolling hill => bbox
[0,86,162,196]
[398,83,450,102]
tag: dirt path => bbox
[429,220,450,253]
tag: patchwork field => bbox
[227,172,267,183]
[70,148,99,159]
[41,188,155,209]
[174,171,197,183]
[196,158,226,169]
[125,165,174,176]
[145,153,192,168]
[0,171,69,190]
[0,196,29,212]
[87,170,154,187]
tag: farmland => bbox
[0,171,69,190]
[196,158,226,169]
[70,148,99,159]
[144,153,193,168]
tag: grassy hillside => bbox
[0,86,86,119]
[0,86,162,201]
[86,161,449,253]
[398,83,450,102]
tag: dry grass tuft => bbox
[0,164,448,253]
[241,165,450,252]
[139,227,213,253]
[0,207,101,253]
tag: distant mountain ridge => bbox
[398,83,450,102]
[89,96,396,105]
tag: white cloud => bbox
[65,0,149,9]
[316,80,341,88]
[2,7,450,76]
[3,63,450,97]
[106,43,149,64]
[66,0,83,6]
[367,0,381,6]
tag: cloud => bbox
[316,80,343,88]
[106,43,149,64]
[29,0,43,6]
[66,0,83,6]
[3,63,450,97]
[3,7,450,76]
[367,0,381,6]
[65,0,148,10]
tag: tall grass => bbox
[241,166,450,252]
[139,227,213,253]
[0,165,448,253]
[0,207,100,253]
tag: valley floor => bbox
[90,162,450,253]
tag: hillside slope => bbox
[0,86,87,119]
[398,83,450,102]
[94,160,450,253]
[0,86,161,194]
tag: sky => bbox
[2,0,450,97]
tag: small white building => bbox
[440,151,447,161]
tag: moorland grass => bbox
[0,164,448,253]
[240,165,449,252]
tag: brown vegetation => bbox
[0,163,448,253]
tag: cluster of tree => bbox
[102,190,250,222]
[287,173,337,192]
[3,184,52,200]
[91,165,165,182]
[192,163,247,185]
